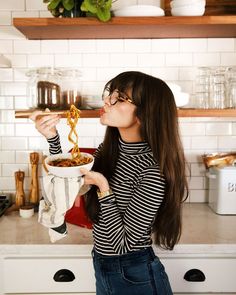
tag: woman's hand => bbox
[80,168,110,192]
[30,110,60,139]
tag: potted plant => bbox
[44,0,113,22]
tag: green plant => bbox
[43,0,112,21]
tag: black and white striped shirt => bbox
[48,134,166,256]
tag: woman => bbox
[32,71,188,295]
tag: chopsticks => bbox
[15,110,66,118]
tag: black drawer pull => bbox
[184,268,206,282]
[53,269,75,282]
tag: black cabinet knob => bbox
[53,269,75,282]
[184,268,206,282]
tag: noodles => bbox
[66,105,81,159]
[48,156,92,167]
[48,105,93,168]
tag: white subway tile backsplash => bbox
[83,53,110,67]
[27,54,54,68]
[125,39,151,53]
[137,53,165,67]
[15,123,39,136]
[0,110,15,122]
[191,136,218,149]
[109,53,137,67]
[152,39,179,52]
[193,53,220,66]
[179,122,205,136]
[0,69,13,81]
[28,137,48,151]
[12,11,39,18]
[2,124,14,138]
[206,122,232,136]
[0,0,24,10]
[189,189,208,203]
[0,96,13,109]
[166,53,193,67]
[2,137,28,150]
[0,151,15,163]
[14,40,41,54]
[0,26,24,39]
[69,40,97,53]
[218,136,236,149]
[208,38,235,52]
[0,40,13,53]
[0,177,15,190]
[151,67,179,81]
[188,176,204,190]
[191,163,206,177]
[180,39,207,53]
[0,12,11,25]
[98,39,124,53]
[55,54,82,67]
[0,82,26,96]
[220,53,236,66]
[2,164,29,177]
[16,151,32,164]
[10,54,27,67]
[26,0,47,10]
[41,40,69,54]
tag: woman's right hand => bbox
[30,110,61,139]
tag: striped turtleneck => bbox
[47,136,166,256]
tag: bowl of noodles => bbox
[44,152,94,178]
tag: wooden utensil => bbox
[15,170,25,208]
[15,110,66,118]
[29,152,39,205]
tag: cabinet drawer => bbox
[3,257,96,293]
[162,257,236,293]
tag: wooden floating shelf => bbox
[13,16,236,40]
[15,108,236,119]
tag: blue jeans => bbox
[92,247,173,295]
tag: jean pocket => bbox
[150,258,173,295]
[121,261,151,285]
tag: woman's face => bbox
[100,88,141,141]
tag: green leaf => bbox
[62,0,74,11]
[48,0,62,10]
[80,0,98,14]
[96,6,111,22]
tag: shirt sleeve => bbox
[98,166,165,254]
[47,132,62,155]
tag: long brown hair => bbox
[85,71,188,250]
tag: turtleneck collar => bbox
[118,137,152,154]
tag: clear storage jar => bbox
[59,68,82,110]
[26,67,62,110]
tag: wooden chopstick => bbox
[15,110,66,117]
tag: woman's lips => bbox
[99,108,105,116]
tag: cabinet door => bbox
[162,257,236,293]
[3,257,96,293]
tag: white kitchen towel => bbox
[38,174,89,243]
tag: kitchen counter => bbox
[0,203,236,256]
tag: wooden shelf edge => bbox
[15,108,236,119]
[13,15,236,39]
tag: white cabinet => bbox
[3,256,96,294]
[162,257,236,293]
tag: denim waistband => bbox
[92,247,157,272]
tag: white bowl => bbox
[44,152,94,178]
[171,5,205,16]
[113,5,165,16]
[19,205,34,218]
[174,92,190,107]
[170,0,205,8]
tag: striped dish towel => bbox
[38,175,90,243]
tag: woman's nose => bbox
[103,95,111,106]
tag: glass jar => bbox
[59,68,82,110]
[26,67,62,110]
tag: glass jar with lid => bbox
[59,68,82,109]
[26,67,62,110]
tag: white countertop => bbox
[1,203,236,256]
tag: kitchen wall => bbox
[0,0,236,202]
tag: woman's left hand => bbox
[80,168,110,192]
